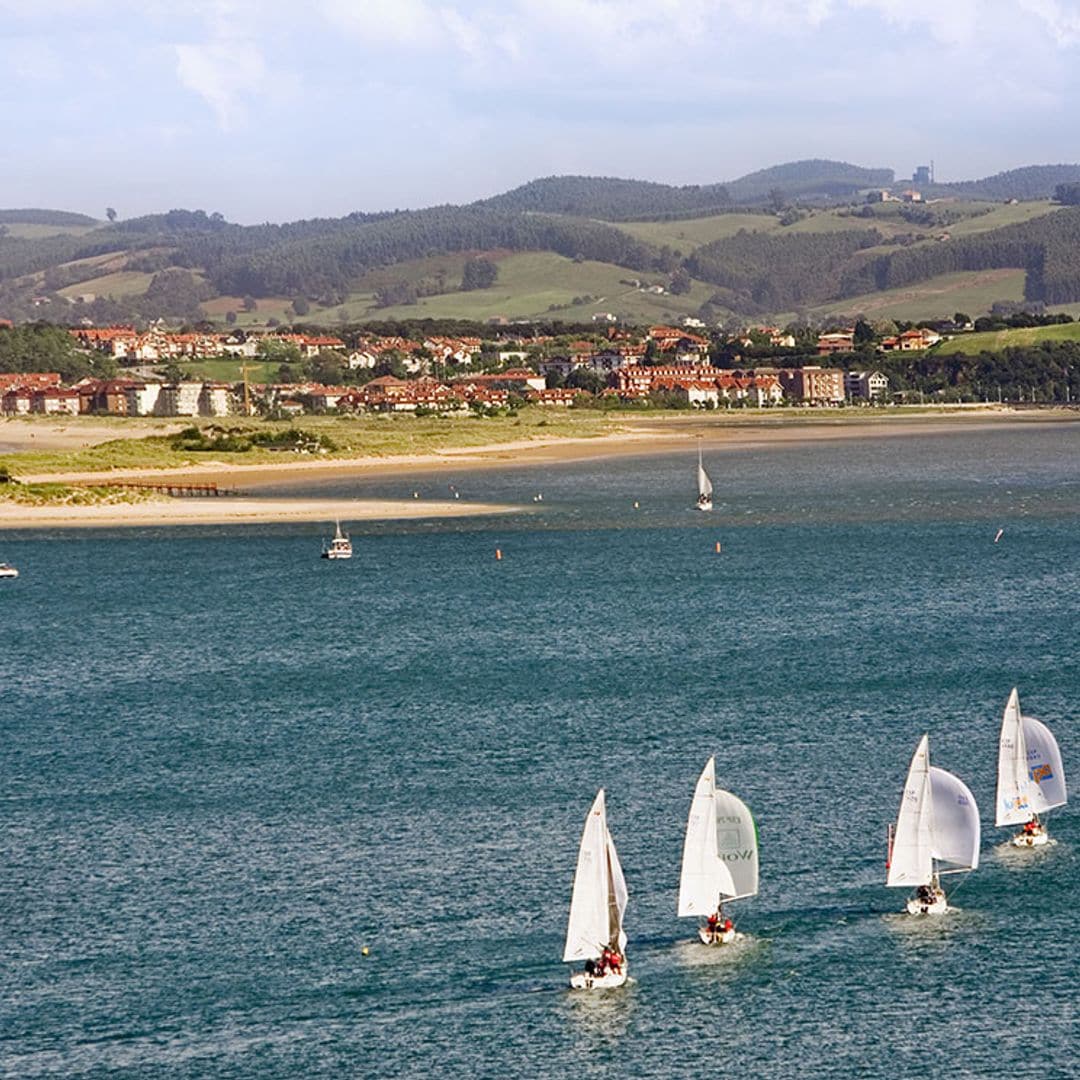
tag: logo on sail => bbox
[1030,763,1053,785]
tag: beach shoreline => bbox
[0,496,523,530]
[8,408,1076,490]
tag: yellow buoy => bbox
[361,946,370,956]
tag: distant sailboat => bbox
[996,688,1067,847]
[886,735,980,915]
[320,521,352,560]
[696,447,713,512]
[563,789,629,990]
[678,757,758,944]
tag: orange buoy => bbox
[715,541,722,554]
[495,548,502,561]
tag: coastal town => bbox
[0,322,914,419]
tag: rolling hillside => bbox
[3,159,1080,327]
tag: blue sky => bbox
[3,0,1079,224]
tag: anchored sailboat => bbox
[996,688,1067,847]
[678,757,758,944]
[563,789,629,990]
[320,521,352,560]
[696,447,713,511]
[886,734,980,915]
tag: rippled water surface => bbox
[2,423,1078,1078]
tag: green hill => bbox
[725,159,894,203]
[5,160,1080,327]
[474,176,733,220]
[935,164,1080,201]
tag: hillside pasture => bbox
[330,252,720,324]
[2,223,99,240]
[57,270,153,300]
[807,269,1027,322]
[614,213,777,250]
[931,321,1080,355]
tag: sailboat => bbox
[696,447,713,511]
[886,734,980,915]
[996,687,1067,847]
[563,789,629,990]
[320,521,352,560]
[0,563,18,579]
[678,757,758,944]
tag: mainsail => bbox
[697,448,713,502]
[888,734,980,886]
[678,758,757,915]
[996,688,1067,826]
[887,735,934,888]
[563,790,627,962]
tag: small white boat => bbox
[320,521,352,560]
[886,734,980,915]
[996,688,1067,847]
[564,789,629,990]
[696,447,713,512]
[0,563,18,579]
[678,757,758,945]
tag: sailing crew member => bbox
[706,912,720,940]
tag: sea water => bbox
[1,423,1078,1078]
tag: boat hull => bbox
[696,502,712,512]
[905,893,948,916]
[321,552,352,560]
[0,566,18,579]
[698,927,736,945]
[569,968,627,991]
[1011,829,1049,847]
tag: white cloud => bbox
[1019,0,1080,46]
[174,38,266,130]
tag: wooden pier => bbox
[83,481,241,498]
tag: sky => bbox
[2,0,1080,224]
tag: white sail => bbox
[606,832,628,956]
[1021,715,1067,814]
[928,766,980,872]
[996,688,1029,826]
[887,735,934,888]
[996,689,1067,825]
[563,790,627,962]
[713,788,758,901]
[697,449,713,500]
[678,758,735,916]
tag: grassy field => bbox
[932,321,1080,355]
[327,252,719,324]
[3,409,623,477]
[3,223,99,240]
[804,269,1027,322]
[161,358,282,383]
[57,270,153,300]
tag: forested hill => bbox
[723,160,895,203]
[6,158,1080,325]
[0,208,99,226]
[476,160,895,217]
[474,176,734,219]
[935,164,1080,201]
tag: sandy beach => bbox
[0,496,522,530]
[2,408,1076,528]
[9,408,1076,491]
